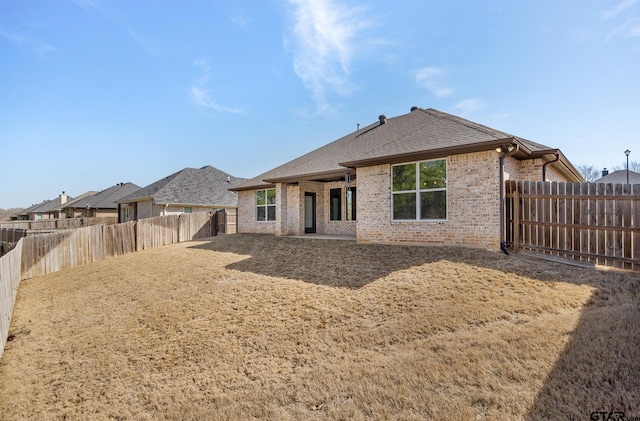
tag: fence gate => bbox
[505,180,640,271]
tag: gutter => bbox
[542,152,560,182]
[499,142,520,251]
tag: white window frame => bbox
[391,159,448,221]
[256,188,276,222]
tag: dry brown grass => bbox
[1,234,639,420]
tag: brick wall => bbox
[503,156,560,182]
[237,190,275,234]
[357,151,502,248]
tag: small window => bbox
[256,188,276,221]
[330,188,341,221]
[184,207,192,213]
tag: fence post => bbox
[513,190,520,254]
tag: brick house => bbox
[230,107,583,249]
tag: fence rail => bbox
[0,217,117,231]
[505,180,640,270]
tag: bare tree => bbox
[577,164,601,182]
[611,160,640,172]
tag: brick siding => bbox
[357,151,502,248]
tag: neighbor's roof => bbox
[62,191,100,209]
[232,107,582,191]
[595,169,640,184]
[117,166,247,207]
[63,183,140,209]
[16,200,52,216]
[28,195,75,214]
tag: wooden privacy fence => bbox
[0,217,117,231]
[505,180,640,270]
[0,238,22,361]
[20,212,218,279]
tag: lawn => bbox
[1,234,639,420]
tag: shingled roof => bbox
[117,166,246,207]
[60,191,99,209]
[63,183,140,210]
[28,195,75,214]
[595,169,640,184]
[232,107,582,191]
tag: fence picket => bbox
[633,184,640,271]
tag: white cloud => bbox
[605,17,640,41]
[602,0,638,19]
[414,67,454,98]
[189,60,243,115]
[454,99,486,113]
[286,0,372,114]
[601,0,640,42]
[0,27,56,58]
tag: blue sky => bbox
[1,0,639,209]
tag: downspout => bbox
[499,143,520,252]
[542,152,560,182]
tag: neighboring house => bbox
[116,166,246,221]
[21,192,74,220]
[63,183,140,219]
[594,169,640,184]
[59,191,99,217]
[230,107,583,250]
[13,200,51,220]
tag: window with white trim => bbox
[392,159,447,220]
[256,188,276,221]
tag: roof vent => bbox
[410,106,418,112]
[378,114,387,125]
[602,168,609,177]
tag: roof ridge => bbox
[422,108,509,139]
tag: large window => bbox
[392,159,446,220]
[256,188,276,221]
[330,188,341,221]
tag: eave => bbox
[339,138,518,168]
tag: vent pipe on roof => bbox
[410,106,418,112]
[602,168,609,177]
[378,115,387,125]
